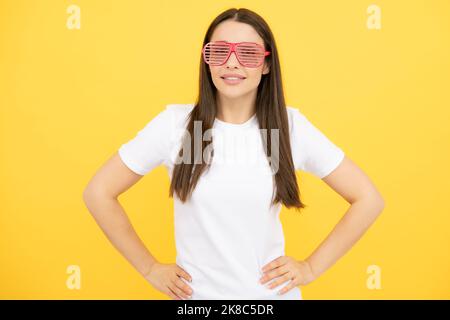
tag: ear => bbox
[262,61,270,75]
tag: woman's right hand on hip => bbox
[144,262,193,300]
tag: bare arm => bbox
[83,152,193,300]
[305,156,385,279]
[82,152,157,278]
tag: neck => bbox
[216,91,257,124]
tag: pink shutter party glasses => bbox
[202,41,271,68]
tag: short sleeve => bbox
[289,107,345,179]
[118,105,175,175]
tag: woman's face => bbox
[208,20,270,100]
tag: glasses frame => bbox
[202,41,271,68]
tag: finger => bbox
[170,281,191,300]
[266,273,293,289]
[260,265,289,284]
[167,287,181,300]
[176,266,193,283]
[261,256,287,273]
[168,284,184,300]
[174,278,193,297]
[277,278,299,295]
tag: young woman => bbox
[83,8,385,300]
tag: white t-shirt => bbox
[118,103,345,300]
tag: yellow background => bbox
[1,0,449,299]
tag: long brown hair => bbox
[169,8,306,211]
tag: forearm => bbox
[305,196,385,279]
[83,192,157,278]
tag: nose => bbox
[225,51,240,68]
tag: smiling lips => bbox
[220,73,246,85]
[221,73,246,79]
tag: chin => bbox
[218,90,247,100]
[218,85,253,98]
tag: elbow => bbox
[370,192,385,214]
[82,185,95,208]
[375,188,385,209]
[83,182,117,210]
[82,179,94,204]
[82,187,92,205]
[82,185,106,219]
[82,183,104,208]
[356,191,385,214]
[377,197,385,214]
